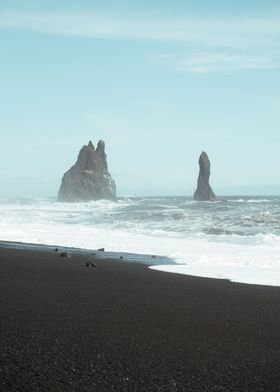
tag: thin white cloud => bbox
[1,11,280,72]
[151,52,280,73]
[0,11,280,49]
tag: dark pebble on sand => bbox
[60,252,71,258]
[86,261,97,268]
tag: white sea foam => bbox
[227,198,272,203]
[149,265,280,287]
[0,196,279,286]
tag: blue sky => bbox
[0,0,280,196]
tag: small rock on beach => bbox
[60,252,71,258]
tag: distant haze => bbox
[0,0,279,197]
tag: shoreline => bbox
[1,239,280,288]
[0,239,174,266]
[1,244,280,391]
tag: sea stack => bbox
[193,151,215,201]
[58,140,117,202]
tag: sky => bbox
[0,0,280,197]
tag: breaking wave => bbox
[0,195,280,286]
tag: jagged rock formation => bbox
[58,140,116,202]
[194,151,215,201]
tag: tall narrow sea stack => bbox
[58,140,117,202]
[194,151,215,201]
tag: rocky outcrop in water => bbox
[58,140,116,202]
[194,151,215,201]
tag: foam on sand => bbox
[150,264,280,287]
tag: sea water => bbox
[0,196,280,286]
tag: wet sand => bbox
[1,246,280,391]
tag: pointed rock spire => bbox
[58,140,116,202]
[194,151,215,201]
[88,140,95,150]
[96,140,105,153]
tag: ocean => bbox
[0,196,280,286]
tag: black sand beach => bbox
[1,246,280,391]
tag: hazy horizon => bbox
[0,0,280,198]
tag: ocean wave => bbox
[0,197,279,258]
[226,198,275,203]
[0,195,279,286]
[0,220,279,269]
[203,228,247,236]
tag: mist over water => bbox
[0,196,280,285]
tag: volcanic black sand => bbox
[1,247,280,391]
